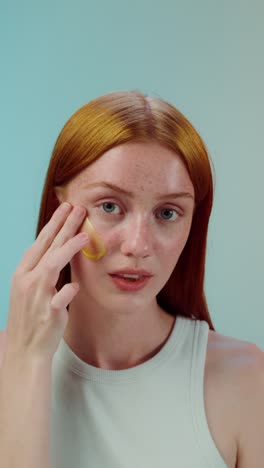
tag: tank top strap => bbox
[189,319,228,466]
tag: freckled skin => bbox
[59,141,195,305]
[55,141,195,369]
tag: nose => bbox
[120,215,153,258]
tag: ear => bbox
[54,186,66,204]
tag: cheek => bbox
[79,214,117,254]
[160,238,185,264]
[159,228,191,265]
[98,230,122,255]
[69,251,100,281]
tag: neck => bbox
[64,294,176,370]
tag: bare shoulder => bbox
[207,328,264,377]
[206,329,264,468]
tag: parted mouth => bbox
[109,268,153,277]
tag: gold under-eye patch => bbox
[80,217,107,261]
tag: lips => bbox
[109,274,152,291]
[110,269,153,277]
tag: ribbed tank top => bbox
[50,315,228,468]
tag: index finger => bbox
[17,203,73,273]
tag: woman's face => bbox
[56,142,195,311]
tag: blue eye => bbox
[101,202,121,214]
[158,208,177,221]
[99,202,178,221]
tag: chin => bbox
[105,291,156,311]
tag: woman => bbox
[1,91,263,468]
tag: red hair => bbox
[36,90,215,330]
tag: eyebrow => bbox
[83,181,194,200]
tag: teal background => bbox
[1,0,263,348]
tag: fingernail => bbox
[62,202,72,211]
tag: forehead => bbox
[69,142,194,195]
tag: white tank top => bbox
[50,315,228,468]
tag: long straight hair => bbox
[36,90,215,330]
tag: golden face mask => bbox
[80,217,107,261]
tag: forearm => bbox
[0,355,53,468]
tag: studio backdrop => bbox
[1,0,263,348]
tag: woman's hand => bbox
[4,203,89,364]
